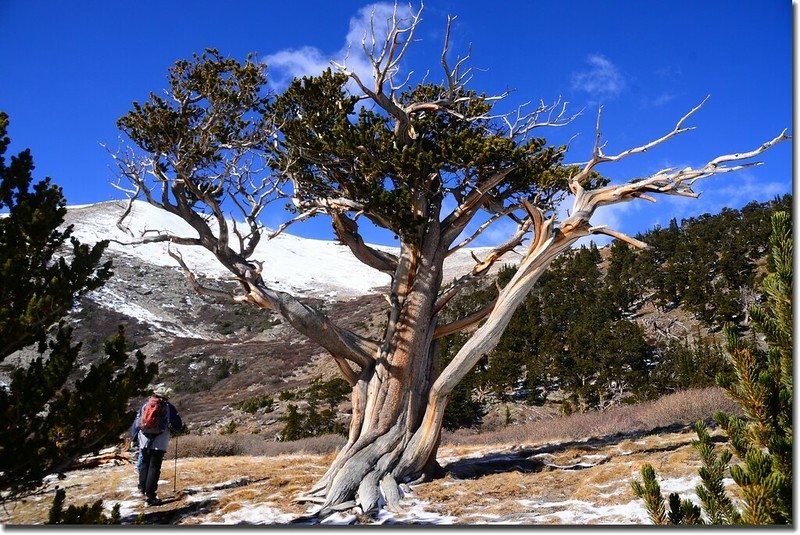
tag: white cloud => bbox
[263,3,414,91]
[650,92,678,107]
[703,171,787,206]
[262,47,330,87]
[345,3,405,53]
[571,54,626,101]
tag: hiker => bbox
[132,385,184,506]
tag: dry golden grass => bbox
[1,388,739,525]
[1,453,333,525]
[442,386,739,449]
[178,432,346,459]
[416,427,724,523]
[2,431,713,525]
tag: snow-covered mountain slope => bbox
[66,200,497,300]
[51,200,507,431]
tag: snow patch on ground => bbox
[658,474,703,503]
[518,498,649,524]
[218,504,296,525]
[89,286,206,339]
[375,502,459,525]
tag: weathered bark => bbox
[292,215,449,516]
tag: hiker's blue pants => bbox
[139,448,165,500]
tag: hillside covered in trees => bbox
[439,194,792,428]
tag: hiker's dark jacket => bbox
[131,398,183,452]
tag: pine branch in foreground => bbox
[632,211,793,525]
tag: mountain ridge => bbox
[32,200,507,435]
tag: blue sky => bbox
[0,1,793,246]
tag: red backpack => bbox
[138,396,168,436]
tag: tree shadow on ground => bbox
[123,496,218,525]
[442,420,726,480]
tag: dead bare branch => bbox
[588,226,651,250]
[447,204,521,256]
[332,212,399,274]
[470,218,531,276]
[502,97,583,138]
[167,246,233,301]
[570,96,710,190]
[433,283,499,339]
[577,128,791,215]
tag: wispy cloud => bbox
[685,171,787,215]
[263,47,329,87]
[571,54,626,101]
[263,3,413,90]
[654,66,683,80]
[650,92,678,107]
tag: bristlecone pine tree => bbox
[112,7,789,517]
[0,112,157,501]
[632,210,793,525]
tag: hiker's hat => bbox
[152,385,173,399]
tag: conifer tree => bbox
[632,210,793,525]
[47,488,121,525]
[0,113,157,500]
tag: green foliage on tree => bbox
[220,420,237,435]
[215,357,240,380]
[441,245,659,414]
[631,463,703,525]
[0,113,110,357]
[47,487,120,525]
[117,49,271,202]
[0,113,157,501]
[238,394,275,414]
[650,334,730,393]
[692,421,742,524]
[272,70,577,245]
[632,211,793,525]
[635,196,791,327]
[278,377,350,441]
[523,244,647,411]
[439,328,486,430]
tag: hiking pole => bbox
[173,434,178,493]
